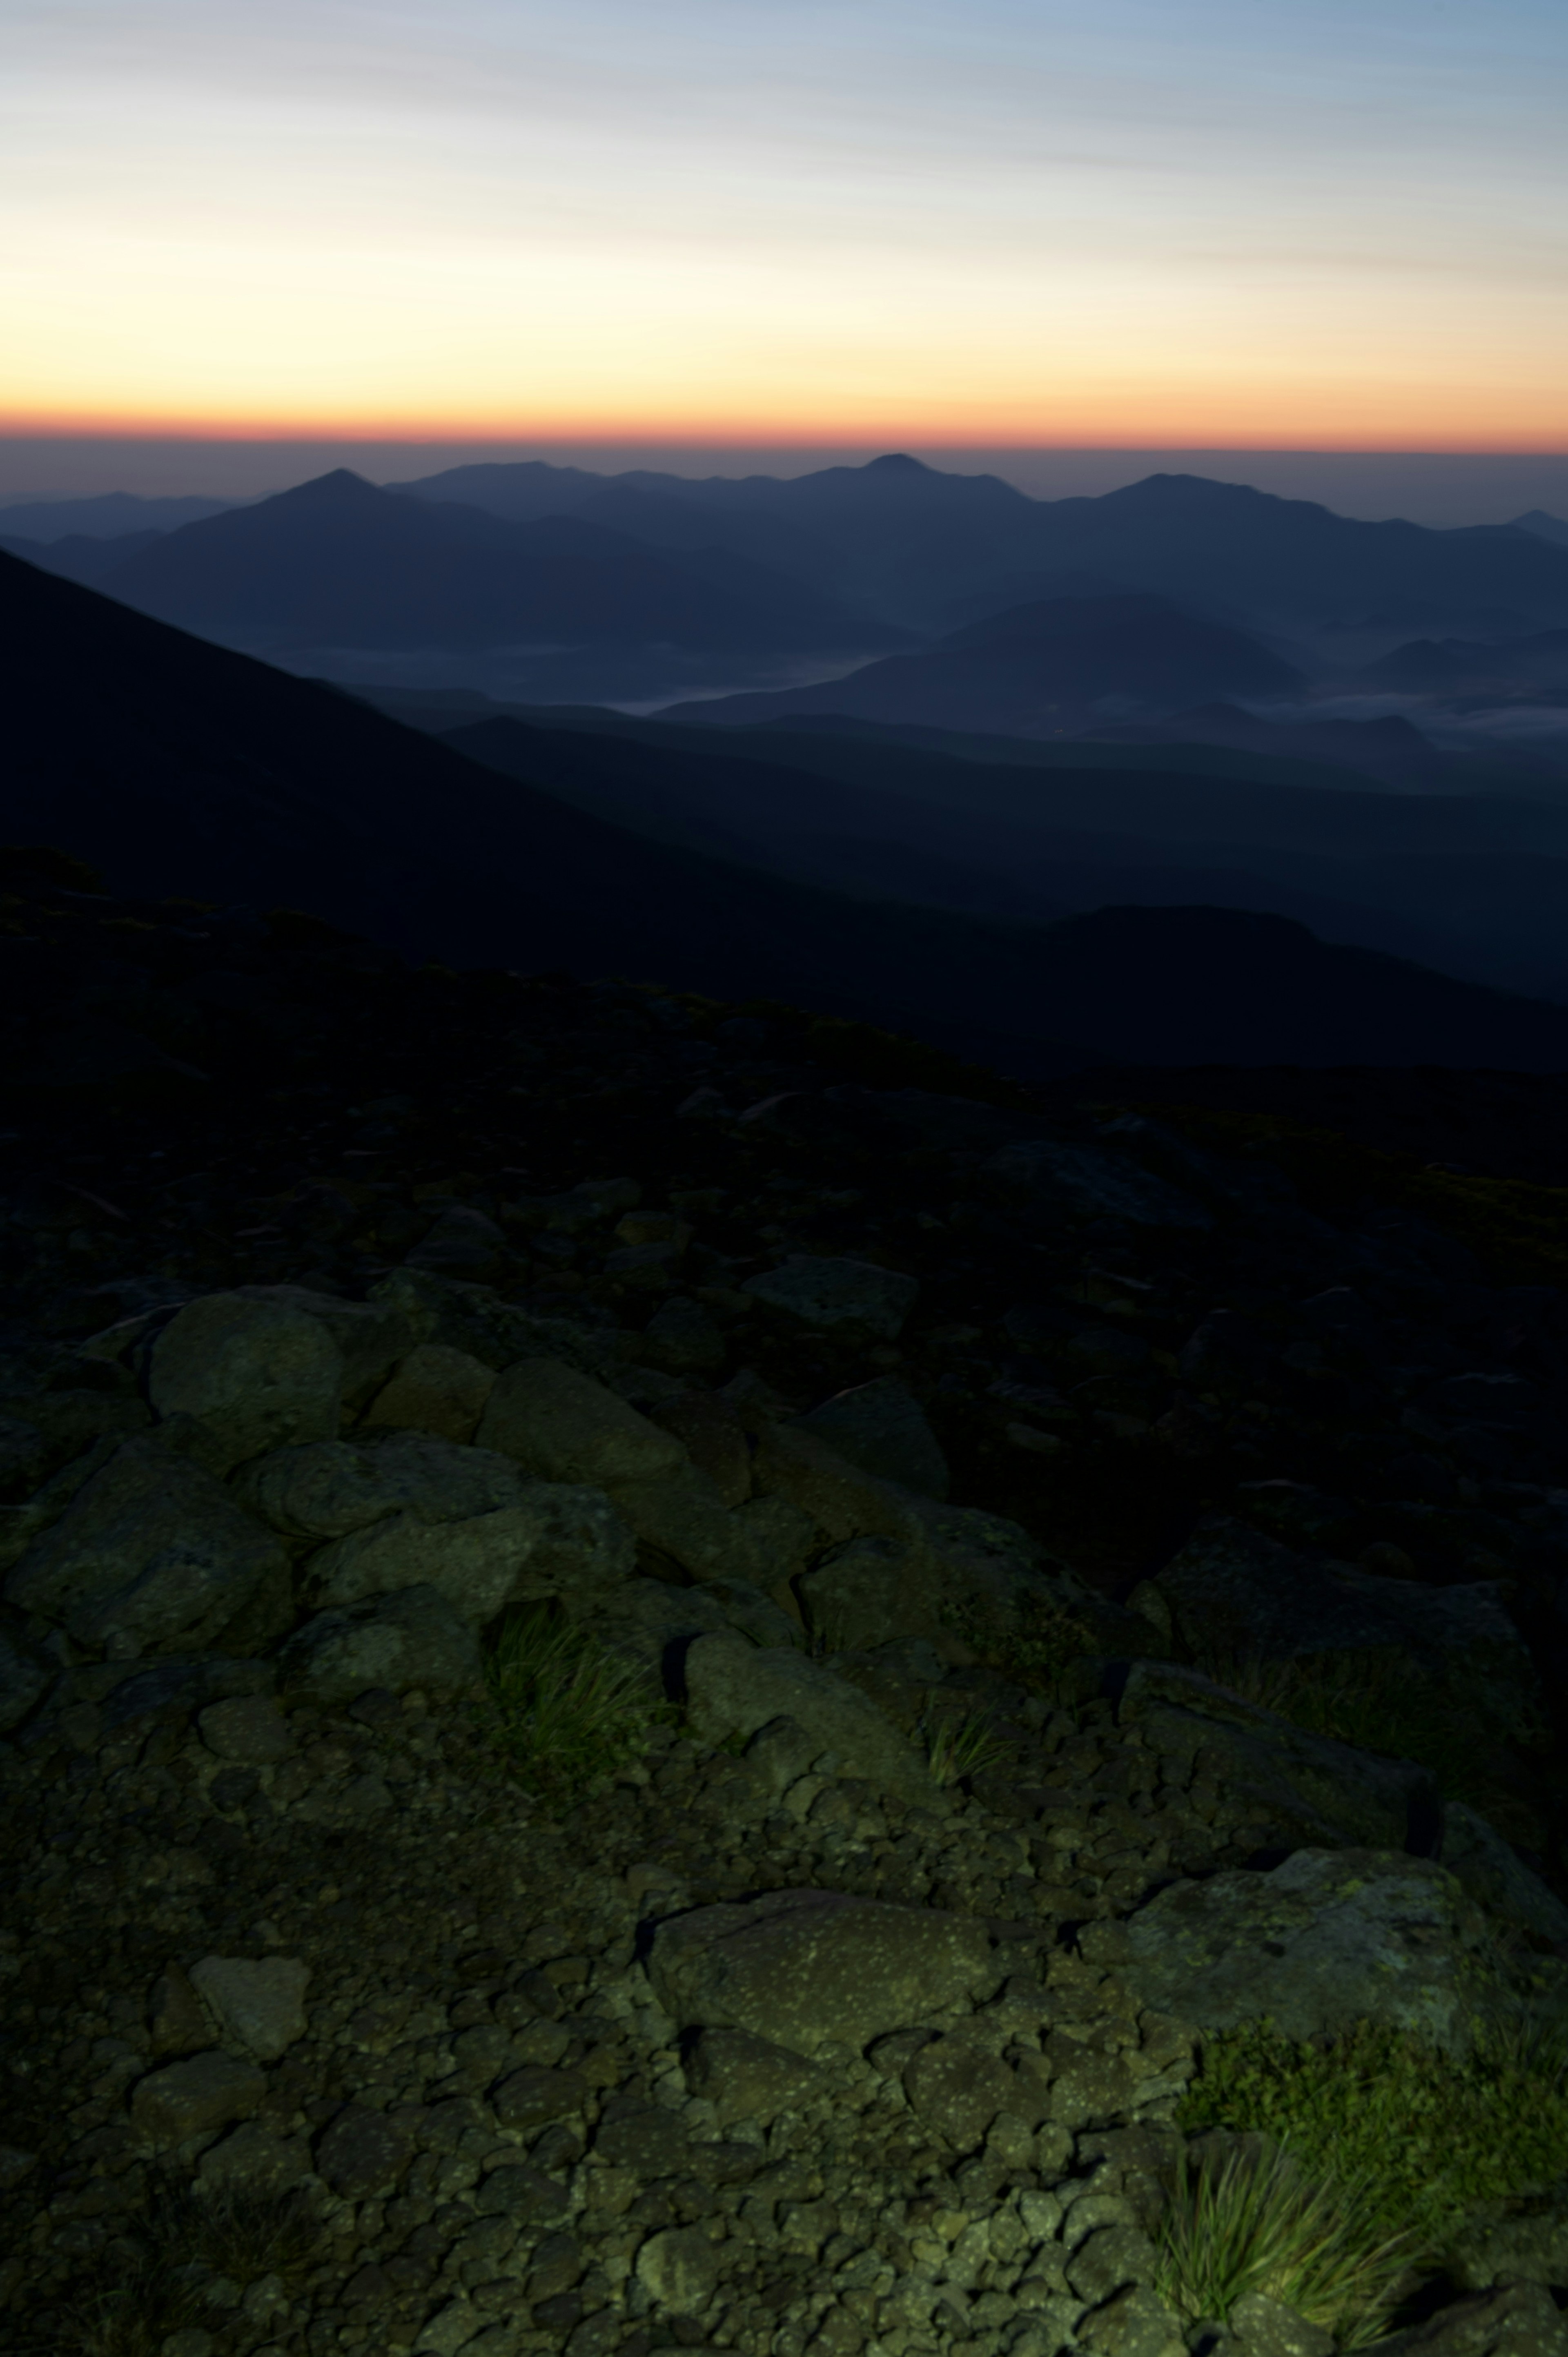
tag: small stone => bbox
[904,2036,1020,2151]
[131,2050,266,2143]
[149,1965,212,2056]
[196,2121,310,2194]
[0,2146,37,2190]
[492,2065,588,2131]
[1076,2285,1185,2357]
[636,2224,720,2315]
[199,1694,296,1764]
[315,2104,412,2196]
[474,2165,568,2220]
[414,2297,481,2355]
[593,2099,693,2174]
[189,1956,310,2061]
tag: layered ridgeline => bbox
[12,546,1568,1068]
[6,840,1568,2357]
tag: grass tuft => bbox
[46,2180,323,2356]
[1156,2141,1414,2348]
[478,1602,664,1793]
[922,1707,1015,1786]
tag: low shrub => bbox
[1178,2012,1568,2258]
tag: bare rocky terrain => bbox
[6,844,1568,2357]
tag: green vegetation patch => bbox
[1180,2015,1568,2259]
[478,1602,667,1795]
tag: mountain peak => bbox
[864,453,930,474]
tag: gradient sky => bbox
[5,0,1567,447]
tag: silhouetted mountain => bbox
[401,455,1568,631]
[1358,630,1568,696]
[0,491,236,539]
[1514,511,1568,551]
[10,545,1568,1070]
[0,528,166,587]
[91,471,896,655]
[1097,702,1443,793]
[662,594,1303,735]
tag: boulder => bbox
[604,1465,757,1584]
[1376,2283,1568,2357]
[749,1422,918,1545]
[233,1285,412,1409]
[639,1297,727,1375]
[359,1345,497,1443]
[7,1437,289,1656]
[368,1269,628,1380]
[1118,1661,1438,1853]
[300,1474,633,1623]
[683,2026,827,2125]
[301,1504,552,1623]
[1079,1849,1489,2051]
[797,1378,950,1500]
[236,1432,523,1539]
[0,1618,53,1732]
[1155,1516,1532,1701]
[1440,1802,1568,1941]
[796,1498,1085,1666]
[743,1255,918,1340]
[982,1140,1214,1229]
[567,1574,732,1681]
[646,1392,751,1506]
[406,1204,506,1278]
[682,1629,937,1804]
[189,1956,310,2060]
[147,1291,344,1467]
[648,1888,999,2056]
[131,2049,266,2143]
[476,1358,687,1485]
[276,1586,481,1706]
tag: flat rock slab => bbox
[743,1255,919,1340]
[648,1888,1000,2055]
[1080,1848,1488,2051]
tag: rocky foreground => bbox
[6,846,1568,2357]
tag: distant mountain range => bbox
[11,542,1568,1070]
[658,594,1303,736]
[12,470,893,658]
[393,455,1568,634]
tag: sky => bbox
[4,0,1568,451]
